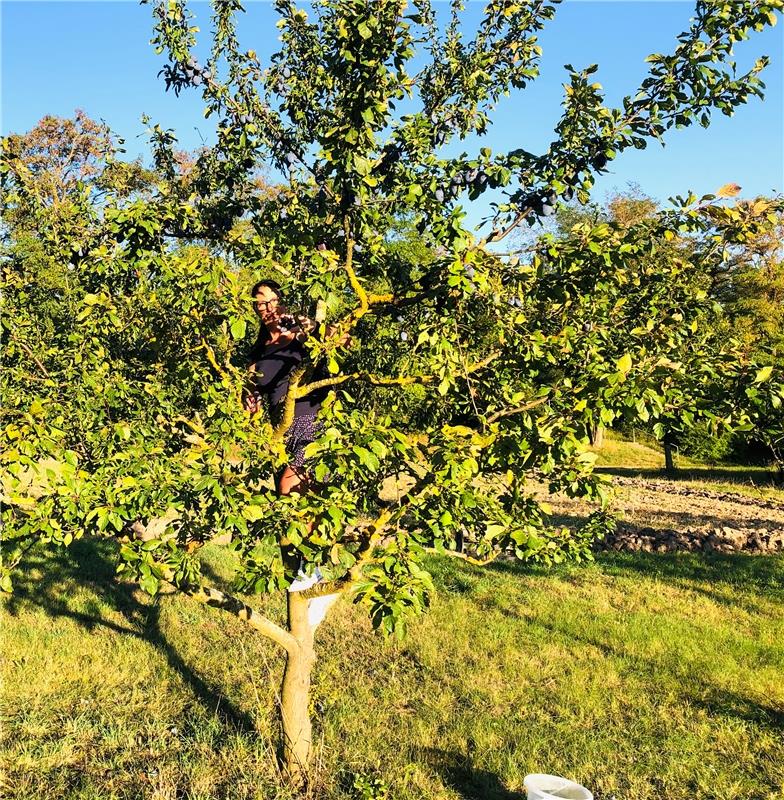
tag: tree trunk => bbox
[591,425,605,449]
[279,590,315,785]
[663,433,676,474]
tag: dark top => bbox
[251,338,329,419]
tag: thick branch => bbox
[272,366,306,441]
[296,351,501,399]
[319,215,378,349]
[296,371,433,397]
[185,583,297,653]
[342,215,366,310]
[486,395,549,424]
[319,289,395,350]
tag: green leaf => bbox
[616,353,633,374]
[139,573,159,596]
[754,365,774,383]
[353,446,379,471]
[242,505,265,522]
[230,319,246,340]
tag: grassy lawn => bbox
[2,539,783,800]
[591,434,784,504]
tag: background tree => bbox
[716,202,784,470]
[2,0,783,784]
[548,186,784,471]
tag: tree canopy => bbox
[2,0,783,780]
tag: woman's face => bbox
[254,285,283,323]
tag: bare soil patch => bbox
[541,476,784,555]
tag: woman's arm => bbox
[268,313,346,346]
[244,363,262,413]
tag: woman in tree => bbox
[246,281,342,608]
[245,279,329,497]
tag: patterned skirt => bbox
[284,414,322,469]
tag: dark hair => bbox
[248,279,284,363]
[251,279,283,299]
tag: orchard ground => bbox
[2,437,783,800]
[546,432,784,556]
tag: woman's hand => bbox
[244,389,261,414]
[244,366,261,413]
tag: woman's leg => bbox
[277,464,310,496]
[277,415,318,557]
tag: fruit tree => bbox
[2,0,782,783]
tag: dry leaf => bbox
[716,182,742,198]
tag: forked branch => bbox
[185,583,297,653]
[296,351,501,398]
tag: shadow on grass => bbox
[4,537,258,736]
[487,550,784,594]
[522,610,784,736]
[692,686,784,732]
[421,748,525,800]
[451,570,784,738]
[468,552,784,737]
[596,466,782,486]
[520,612,784,734]
[595,550,784,594]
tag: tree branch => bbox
[318,215,376,349]
[342,214,366,310]
[295,370,434,397]
[425,546,503,566]
[486,395,549,424]
[184,583,297,654]
[295,351,501,399]
[300,477,441,599]
[11,337,51,379]
[480,205,533,247]
[272,365,306,441]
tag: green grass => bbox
[3,539,784,800]
[592,433,784,503]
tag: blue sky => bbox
[2,1,782,231]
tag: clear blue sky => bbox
[2,1,782,231]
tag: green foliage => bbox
[2,0,783,633]
[676,421,735,463]
[348,771,390,800]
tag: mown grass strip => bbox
[2,539,782,800]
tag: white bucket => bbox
[524,774,593,800]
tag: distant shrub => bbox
[677,422,734,463]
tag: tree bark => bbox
[590,425,605,449]
[279,590,316,785]
[663,433,676,474]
